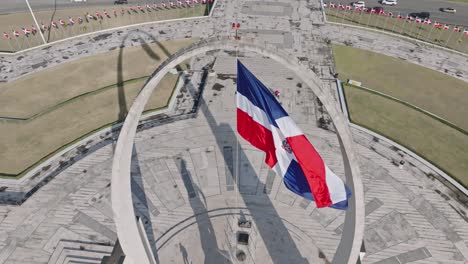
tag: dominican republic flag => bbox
[236,61,351,209]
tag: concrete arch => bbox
[111,36,365,264]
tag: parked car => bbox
[114,0,128,4]
[440,7,456,13]
[373,6,384,13]
[381,0,397,6]
[352,1,366,8]
[409,12,430,19]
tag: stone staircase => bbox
[48,240,113,264]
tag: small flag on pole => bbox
[3,32,11,39]
[22,27,31,36]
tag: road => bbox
[0,0,160,14]
[1,0,467,26]
[337,0,468,26]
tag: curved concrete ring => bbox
[111,37,365,264]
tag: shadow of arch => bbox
[153,207,326,263]
[111,37,365,264]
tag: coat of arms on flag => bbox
[236,61,351,209]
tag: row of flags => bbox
[324,3,468,35]
[2,0,214,40]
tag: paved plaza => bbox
[0,0,467,263]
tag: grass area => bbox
[0,38,194,176]
[0,3,210,52]
[344,84,468,186]
[333,44,468,131]
[0,39,194,118]
[325,9,468,54]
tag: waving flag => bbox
[13,30,20,37]
[236,61,351,209]
[22,27,31,36]
[68,16,75,25]
[453,27,460,32]
[3,32,11,39]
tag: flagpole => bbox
[399,18,406,34]
[416,24,423,40]
[464,35,468,53]
[366,10,372,27]
[445,29,455,48]
[357,9,363,25]
[408,19,417,37]
[437,27,444,44]
[382,13,390,31]
[24,0,47,44]
[391,13,399,33]
[426,22,435,42]
[5,37,14,52]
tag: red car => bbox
[373,6,384,13]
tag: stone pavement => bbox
[0,0,467,263]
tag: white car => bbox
[352,1,366,8]
[441,7,456,13]
[382,0,397,5]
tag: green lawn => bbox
[0,38,195,177]
[344,84,468,186]
[325,10,468,53]
[0,3,210,52]
[333,44,468,131]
